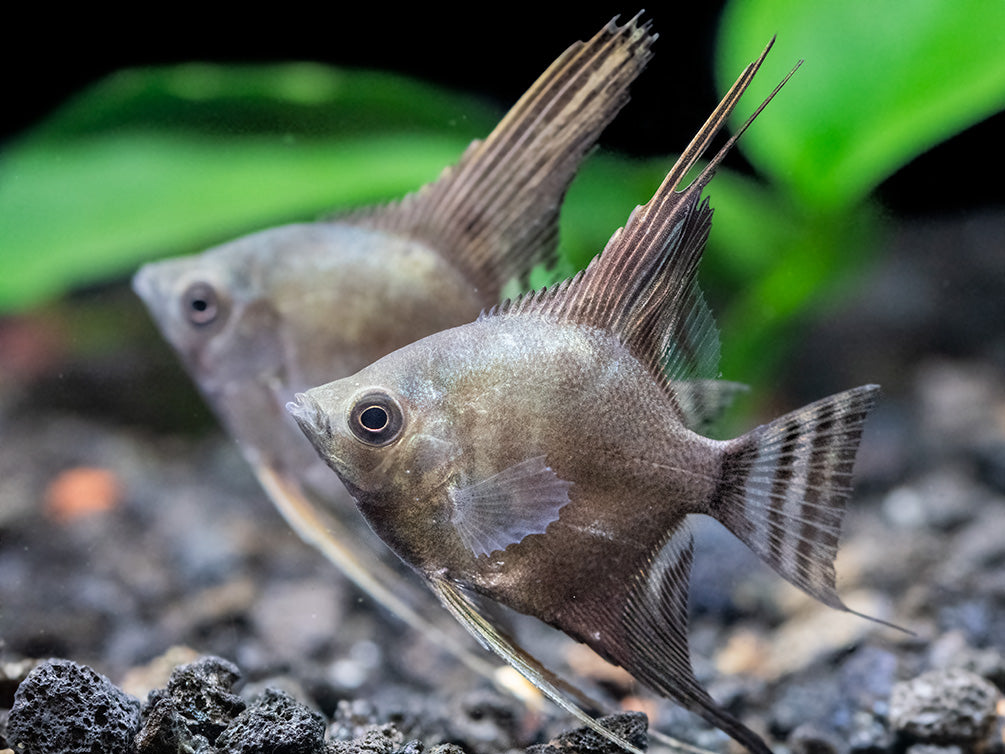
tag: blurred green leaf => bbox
[1,132,478,310]
[717,0,1005,209]
[0,60,786,319]
[28,62,502,140]
[0,63,502,312]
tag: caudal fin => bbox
[712,385,879,612]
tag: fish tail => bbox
[711,385,880,612]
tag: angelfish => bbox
[133,16,660,680]
[288,43,881,754]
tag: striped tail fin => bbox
[712,385,880,612]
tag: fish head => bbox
[287,345,463,566]
[133,227,318,480]
[132,234,287,398]
[134,222,483,498]
[135,222,484,400]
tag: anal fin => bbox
[430,578,720,754]
[616,524,774,754]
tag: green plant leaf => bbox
[717,0,1005,209]
[0,60,790,319]
[0,63,505,312]
[0,132,481,311]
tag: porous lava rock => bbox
[6,658,141,754]
[889,668,1000,745]
[526,712,648,754]
[215,686,326,754]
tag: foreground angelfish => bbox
[289,43,878,754]
[133,17,658,680]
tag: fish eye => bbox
[349,392,404,446]
[182,281,221,327]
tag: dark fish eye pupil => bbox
[360,405,388,432]
[183,282,219,326]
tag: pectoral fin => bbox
[450,456,571,558]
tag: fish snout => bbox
[287,392,331,444]
[131,263,162,308]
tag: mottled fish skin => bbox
[132,14,658,671]
[291,44,882,754]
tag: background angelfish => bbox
[133,16,661,678]
[289,44,882,754]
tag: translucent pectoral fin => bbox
[449,456,571,558]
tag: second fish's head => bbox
[133,223,481,454]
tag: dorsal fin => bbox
[340,15,656,302]
[484,41,799,396]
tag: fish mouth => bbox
[287,392,330,445]
[131,263,160,308]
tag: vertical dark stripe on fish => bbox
[795,404,837,588]
[768,417,802,570]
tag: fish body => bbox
[136,224,481,491]
[290,44,881,754]
[133,15,658,668]
[296,315,719,618]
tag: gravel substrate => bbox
[1,211,1003,753]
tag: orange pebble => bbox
[619,695,661,722]
[44,467,122,523]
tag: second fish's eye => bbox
[349,392,404,446]
[182,282,221,326]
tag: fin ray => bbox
[616,524,774,754]
[482,42,800,414]
[450,456,572,558]
[430,577,720,754]
[341,15,656,300]
[712,385,879,610]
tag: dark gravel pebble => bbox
[787,723,840,754]
[6,658,141,754]
[150,655,247,741]
[839,645,899,716]
[526,712,647,754]
[215,686,327,754]
[847,710,896,754]
[328,724,408,754]
[444,688,526,749]
[889,668,1001,745]
[135,694,210,754]
[768,676,841,738]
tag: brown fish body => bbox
[292,46,886,754]
[136,222,481,495]
[310,315,721,625]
